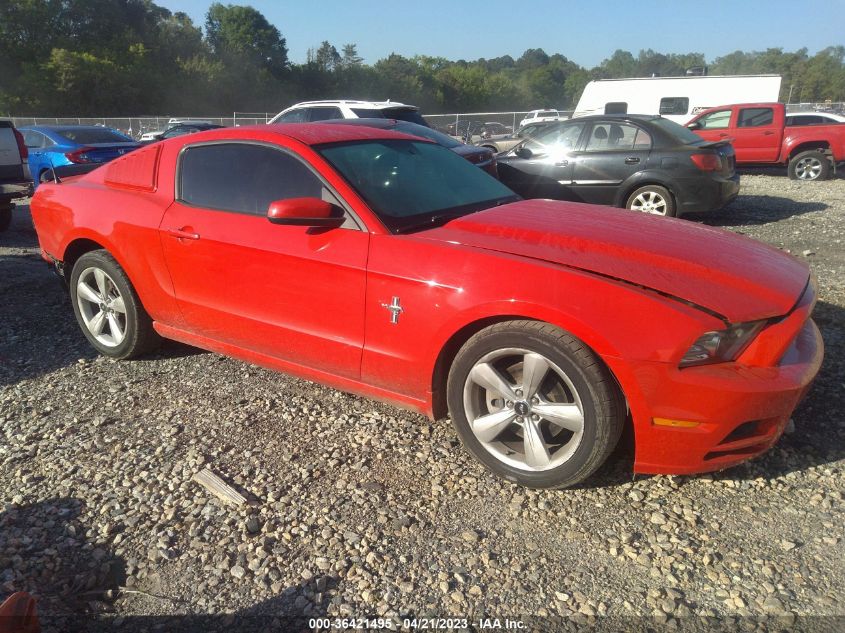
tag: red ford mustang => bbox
[30,124,823,489]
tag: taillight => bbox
[690,153,722,171]
[65,147,94,164]
[13,129,27,160]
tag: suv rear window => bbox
[381,108,429,127]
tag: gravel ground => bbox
[1,172,844,632]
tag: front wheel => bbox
[788,150,831,181]
[69,250,160,359]
[446,320,625,489]
[625,185,676,217]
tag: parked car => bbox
[479,122,512,138]
[445,120,485,141]
[0,119,32,232]
[19,125,139,189]
[320,118,497,177]
[785,112,845,126]
[139,122,224,145]
[475,120,559,154]
[269,100,429,127]
[497,114,738,217]
[139,119,214,141]
[686,102,845,180]
[29,123,821,489]
[518,109,564,128]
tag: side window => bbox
[633,128,653,149]
[164,127,196,139]
[738,108,774,128]
[584,123,640,151]
[276,109,308,123]
[604,102,628,115]
[698,110,732,129]
[523,123,585,155]
[23,131,43,148]
[179,143,325,215]
[307,107,343,122]
[659,97,689,116]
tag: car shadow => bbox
[0,204,209,386]
[2,498,331,632]
[687,195,829,226]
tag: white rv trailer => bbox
[573,75,782,124]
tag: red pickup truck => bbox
[686,102,845,181]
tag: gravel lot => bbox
[1,172,844,632]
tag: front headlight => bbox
[680,320,768,368]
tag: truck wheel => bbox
[788,150,831,181]
[0,205,11,233]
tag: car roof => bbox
[287,100,416,109]
[206,123,432,146]
[21,125,123,132]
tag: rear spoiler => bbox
[39,163,100,183]
[696,139,734,149]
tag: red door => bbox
[158,142,369,379]
[729,106,781,162]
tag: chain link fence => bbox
[9,103,845,141]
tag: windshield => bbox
[317,139,518,233]
[56,127,133,144]
[650,117,708,145]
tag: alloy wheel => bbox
[794,156,823,181]
[462,347,584,472]
[629,190,668,215]
[76,266,127,347]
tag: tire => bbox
[481,145,498,153]
[0,206,11,233]
[446,320,625,489]
[788,150,831,181]
[69,250,160,359]
[625,184,675,217]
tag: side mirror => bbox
[687,121,701,130]
[515,146,533,159]
[267,197,343,227]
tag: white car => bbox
[139,119,214,141]
[518,109,564,129]
[785,111,845,126]
[268,100,429,126]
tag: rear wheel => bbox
[788,150,831,181]
[0,205,11,232]
[70,250,160,359]
[625,185,676,217]
[446,320,625,489]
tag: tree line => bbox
[1,0,844,117]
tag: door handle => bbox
[165,227,200,240]
[763,131,775,135]
[624,157,640,164]
[719,133,729,138]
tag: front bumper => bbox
[609,317,823,475]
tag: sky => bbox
[156,0,845,68]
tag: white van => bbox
[573,75,782,124]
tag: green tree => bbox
[205,3,288,72]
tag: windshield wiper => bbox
[394,196,520,234]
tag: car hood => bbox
[420,200,809,322]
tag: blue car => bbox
[19,125,139,189]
